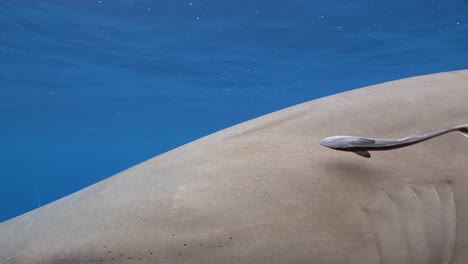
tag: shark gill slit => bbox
[361,206,383,264]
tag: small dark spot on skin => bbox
[138,258,142,260]
[112,258,115,260]
[85,256,88,259]
[219,245,222,247]
[230,237,233,240]
[120,255,123,258]
[103,246,106,249]
[172,234,175,236]
[184,244,187,246]
[164,257,167,260]
[448,179,452,184]
[150,252,153,255]
[100,260,104,263]
[108,251,112,253]
[128,257,132,260]
[200,244,203,246]
[178,254,181,257]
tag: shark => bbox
[1,69,468,264]
[320,124,468,158]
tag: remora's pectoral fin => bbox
[354,150,371,158]
[458,132,468,138]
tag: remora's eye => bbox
[355,137,375,145]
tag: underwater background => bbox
[0,0,467,222]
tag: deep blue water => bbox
[0,0,467,222]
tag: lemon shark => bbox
[1,69,468,264]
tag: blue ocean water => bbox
[0,0,467,222]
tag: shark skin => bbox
[1,69,468,264]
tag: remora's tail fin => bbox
[456,124,468,137]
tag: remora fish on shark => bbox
[320,124,468,158]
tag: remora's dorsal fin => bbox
[354,150,371,158]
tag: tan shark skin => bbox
[0,69,467,264]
